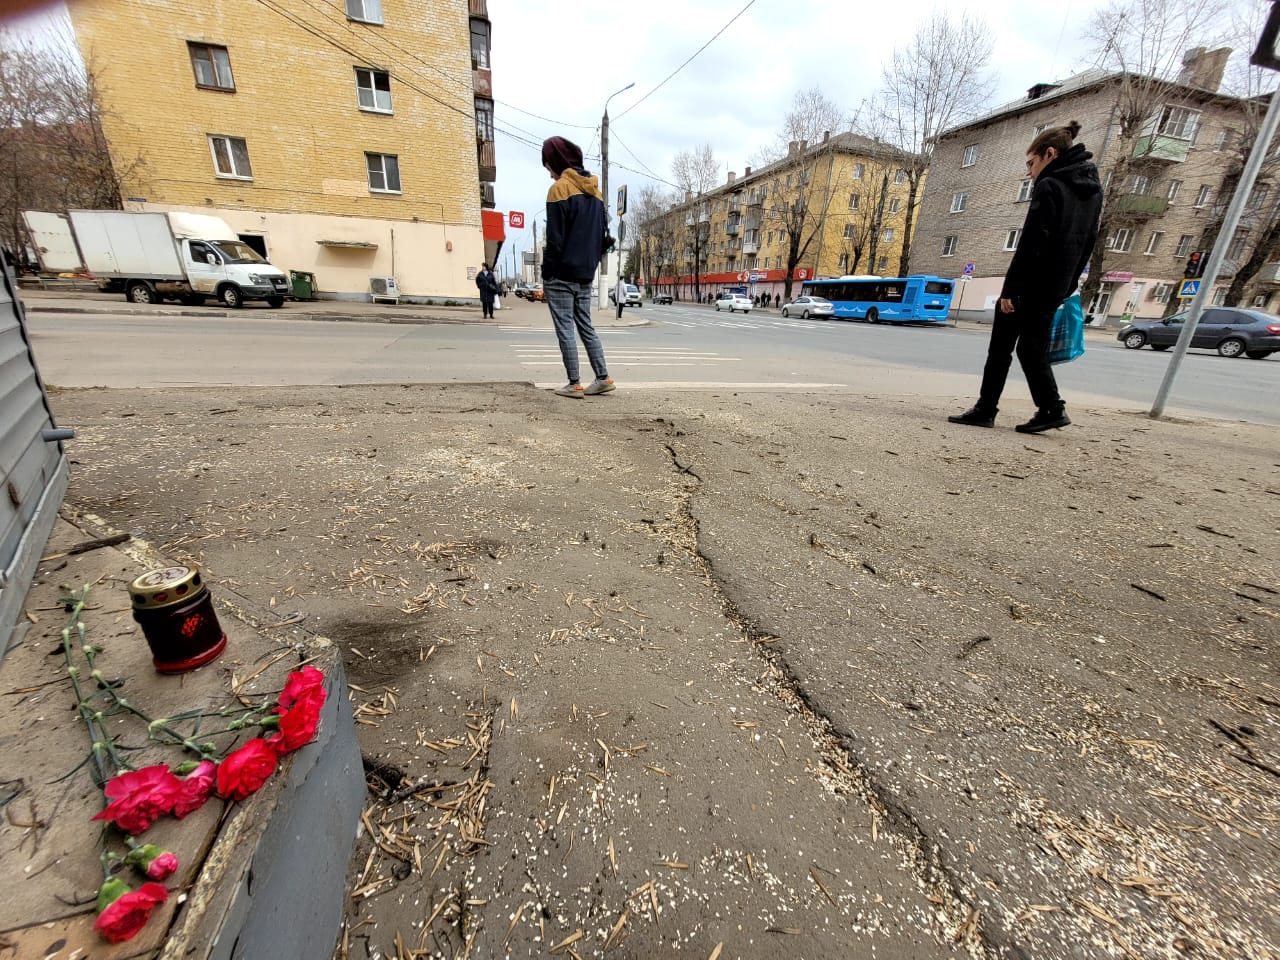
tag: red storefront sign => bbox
[653,267,814,285]
[508,211,525,229]
[480,210,506,241]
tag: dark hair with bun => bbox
[1028,120,1081,158]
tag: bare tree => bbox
[671,144,719,301]
[1082,0,1226,314]
[876,13,995,276]
[752,87,848,167]
[629,183,675,296]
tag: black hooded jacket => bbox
[1000,143,1103,311]
[543,166,607,284]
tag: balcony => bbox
[1113,193,1170,218]
[727,239,741,255]
[726,222,739,236]
[699,210,711,223]
[477,139,496,184]
[743,240,759,254]
[1133,134,1191,164]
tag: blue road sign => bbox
[962,262,976,275]
[1178,279,1201,299]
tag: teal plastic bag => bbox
[1048,293,1085,364]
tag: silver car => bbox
[781,296,834,320]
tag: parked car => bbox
[529,284,544,303]
[715,293,753,313]
[609,283,643,307]
[653,293,673,304]
[780,296,834,320]
[1117,307,1280,358]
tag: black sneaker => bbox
[1015,409,1071,433]
[947,406,996,428]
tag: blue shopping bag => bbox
[1047,293,1085,364]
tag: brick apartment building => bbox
[912,48,1274,324]
[69,0,502,301]
[645,133,920,304]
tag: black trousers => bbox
[481,296,495,318]
[978,302,1063,413]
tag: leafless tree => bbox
[629,183,676,296]
[752,87,849,167]
[0,30,140,267]
[876,12,995,276]
[671,143,719,301]
[1082,0,1226,314]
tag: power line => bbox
[609,129,678,188]
[615,0,759,120]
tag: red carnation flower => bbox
[172,760,217,818]
[92,765,183,835]
[94,879,168,943]
[216,738,278,801]
[278,666,325,709]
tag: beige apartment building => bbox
[645,133,921,304]
[69,0,502,301]
[913,49,1274,324]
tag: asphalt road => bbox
[26,301,1279,423]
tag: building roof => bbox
[938,68,1117,139]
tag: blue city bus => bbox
[801,275,955,323]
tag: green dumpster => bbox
[290,270,316,300]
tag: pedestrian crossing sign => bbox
[1178,279,1201,299]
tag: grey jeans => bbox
[544,278,608,384]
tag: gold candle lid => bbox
[129,565,205,610]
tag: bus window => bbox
[881,285,904,302]
[925,280,953,295]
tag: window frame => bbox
[887,197,900,214]
[1017,178,1033,202]
[852,163,865,180]
[881,227,894,243]
[1166,179,1182,203]
[1109,228,1134,253]
[475,97,494,142]
[346,0,383,24]
[950,191,968,213]
[208,134,252,180]
[188,42,235,91]
[1157,105,1201,140]
[848,193,860,211]
[354,67,392,114]
[941,235,958,257]
[1003,229,1022,252]
[961,144,979,167]
[365,151,402,194]
[1194,184,1212,208]
[1175,234,1195,258]
[470,18,491,69]
[1144,231,1164,256]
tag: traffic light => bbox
[1183,251,1205,278]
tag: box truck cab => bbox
[25,209,290,308]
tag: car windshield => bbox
[809,297,830,304]
[626,285,639,293]
[212,241,267,264]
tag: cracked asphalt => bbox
[51,383,1279,960]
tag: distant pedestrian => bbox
[949,120,1101,433]
[540,136,615,399]
[615,276,627,319]
[774,293,781,309]
[475,263,498,318]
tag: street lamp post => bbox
[598,82,634,308]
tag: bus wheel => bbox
[866,308,879,323]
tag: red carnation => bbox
[92,765,183,835]
[266,699,322,755]
[216,738,278,801]
[126,843,179,881]
[172,760,217,818]
[278,666,325,709]
[94,879,168,943]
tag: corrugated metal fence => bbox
[0,262,69,655]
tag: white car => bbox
[715,293,753,313]
[609,283,643,307]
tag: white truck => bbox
[22,209,290,308]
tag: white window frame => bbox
[876,254,888,271]
[961,144,979,167]
[852,163,865,180]
[894,168,907,184]
[1144,231,1163,256]
[1003,229,1021,252]
[843,224,855,239]
[1108,228,1133,253]
[1194,185,1212,208]
[848,193,860,210]
[208,134,252,180]
[1128,174,1152,195]
[1175,234,1194,258]
[887,197,900,213]
[355,67,392,113]
[1157,105,1201,140]
[366,152,401,193]
[941,235,957,257]
[950,191,968,213]
[1017,178,1033,202]
[881,227,894,242]
[346,0,383,24]
[1167,179,1182,203]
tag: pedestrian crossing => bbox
[511,345,739,368]
[653,312,839,332]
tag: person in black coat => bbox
[475,263,499,318]
[950,121,1102,434]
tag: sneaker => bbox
[947,406,996,428]
[584,377,616,395]
[1015,408,1070,433]
[554,383,585,398]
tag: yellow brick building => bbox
[648,134,923,302]
[69,0,497,300]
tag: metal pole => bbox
[598,83,635,309]
[1151,88,1280,418]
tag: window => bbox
[188,43,234,91]
[1128,174,1152,195]
[366,152,401,193]
[838,253,849,272]
[848,193,860,210]
[876,255,888,271]
[1175,234,1195,257]
[853,163,865,180]
[881,227,894,242]
[1033,122,1049,136]
[1144,231,1163,255]
[962,144,979,167]
[1108,228,1133,252]
[346,0,383,23]
[887,197,900,213]
[1194,184,1212,208]
[209,135,252,179]
[1214,129,1234,152]
[1247,185,1271,211]
[843,224,856,239]
[1151,282,1173,304]
[1003,229,1021,251]
[1227,229,1250,260]
[470,18,490,69]
[942,235,958,257]
[1167,179,1182,203]
[1157,105,1200,139]
[475,97,494,141]
[768,231,774,245]
[1017,178,1033,202]
[786,174,792,188]
[894,168,907,183]
[950,191,968,213]
[1212,286,1227,305]
[355,68,391,112]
